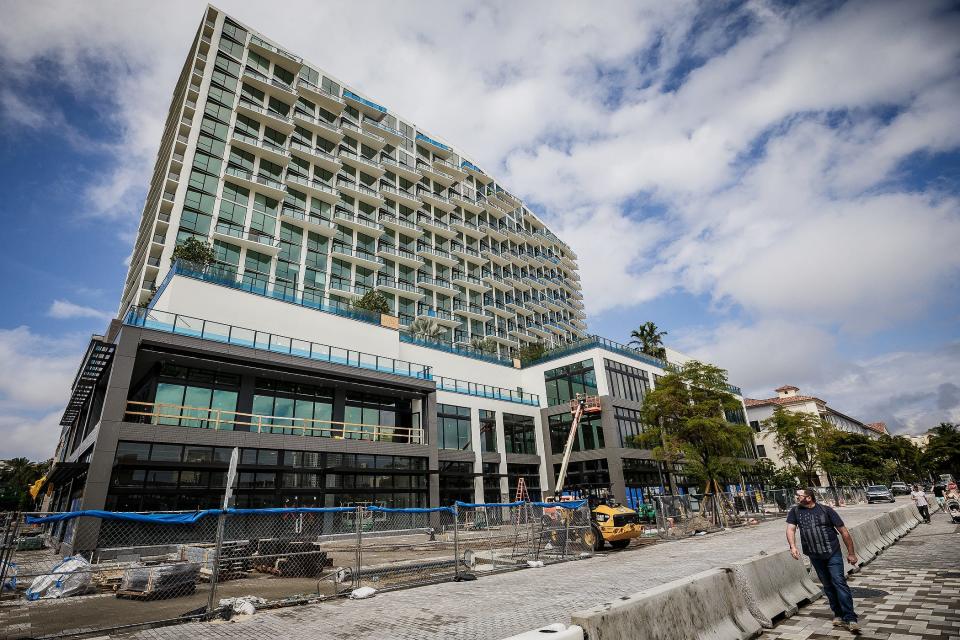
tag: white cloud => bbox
[1,0,958,445]
[48,299,112,321]
[0,327,87,460]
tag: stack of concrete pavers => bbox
[567,504,923,639]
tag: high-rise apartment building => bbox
[47,6,749,553]
[120,7,586,354]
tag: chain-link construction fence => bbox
[0,502,592,639]
[649,486,870,540]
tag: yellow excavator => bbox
[549,394,644,551]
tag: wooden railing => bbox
[124,401,424,444]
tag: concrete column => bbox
[470,407,484,503]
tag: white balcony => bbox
[336,178,385,208]
[415,245,459,267]
[284,173,338,204]
[417,214,457,239]
[415,132,453,158]
[417,188,456,213]
[433,157,467,180]
[451,271,490,293]
[341,120,386,150]
[482,272,511,292]
[450,193,485,215]
[363,119,403,145]
[377,212,423,237]
[292,109,344,144]
[416,276,459,296]
[461,160,492,184]
[212,223,280,255]
[452,243,486,266]
[242,66,297,101]
[450,216,484,239]
[342,90,388,121]
[248,35,303,72]
[333,208,385,237]
[376,244,424,268]
[223,166,286,199]
[375,276,424,300]
[417,161,456,187]
[230,130,290,165]
[484,300,513,319]
[379,184,421,210]
[338,148,386,178]
[280,205,337,236]
[415,305,459,327]
[452,302,490,322]
[236,99,295,134]
[331,243,385,270]
[383,157,422,182]
[288,140,341,173]
[296,77,345,114]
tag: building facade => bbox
[745,385,884,483]
[119,6,586,357]
[46,7,749,553]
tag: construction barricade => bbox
[728,549,822,628]
[0,501,594,639]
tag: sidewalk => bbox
[117,501,906,640]
[762,509,960,639]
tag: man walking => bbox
[786,488,860,633]
[933,483,946,511]
[911,484,931,523]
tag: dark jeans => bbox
[810,550,857,622]
[918,504,930,522]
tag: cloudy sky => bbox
[1,0,958,459]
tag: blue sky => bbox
[1,0,959,459]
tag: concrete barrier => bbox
[889,506,912,538]
[849,523,878,568]
[906,503,923,525]
[873,512,898,546]
[728,549,822,628]
[570,568,761,640]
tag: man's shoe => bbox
[844,621,861,633]
[832,617,843,627]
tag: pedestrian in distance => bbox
[933,483,946,511]
[911,484,931,523]
[786,488,861,634]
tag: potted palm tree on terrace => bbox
[628,321,668,360]
[408,318,443,341]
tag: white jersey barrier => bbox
[727,549,822,628]
[570,568,761,640]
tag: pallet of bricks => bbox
[183,541,251,582]
[116,562,201,600]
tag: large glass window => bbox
[437,403,471,451]
[479,410,497,453]
[150,365,239,429]
[614,406,646,448]
[503,413,537,455]
[251,379,333,436]
[551,459,609,494]
[439,461,474,505]
[543,359,597,407]
[345,393,410,442]
[605,359,650,403]
[548,413,604,453]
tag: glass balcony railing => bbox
[125,304,431,381]
[342,90,387,114]
[435,376,540,406]
[415,132,451,152]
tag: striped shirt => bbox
[786,503,843,559]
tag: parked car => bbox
[890,481,910,495]
[866,485,896,503]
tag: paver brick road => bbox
[762,508,960,640]
[119,501,909,640]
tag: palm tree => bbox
[0,457,47,510]
[470,336,498,354]
[408,318,443,341]
[628,321,668,359]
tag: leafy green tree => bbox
[407,318,442,341]
[628,321,668,360]
[352,291,390,314]
[171,236,216,268]
[765,408,827,486]
[634,361,753,493]
[820,430,888,484]
[923,422,960,479]
[0,458,49,510]
[750,458,800,489]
